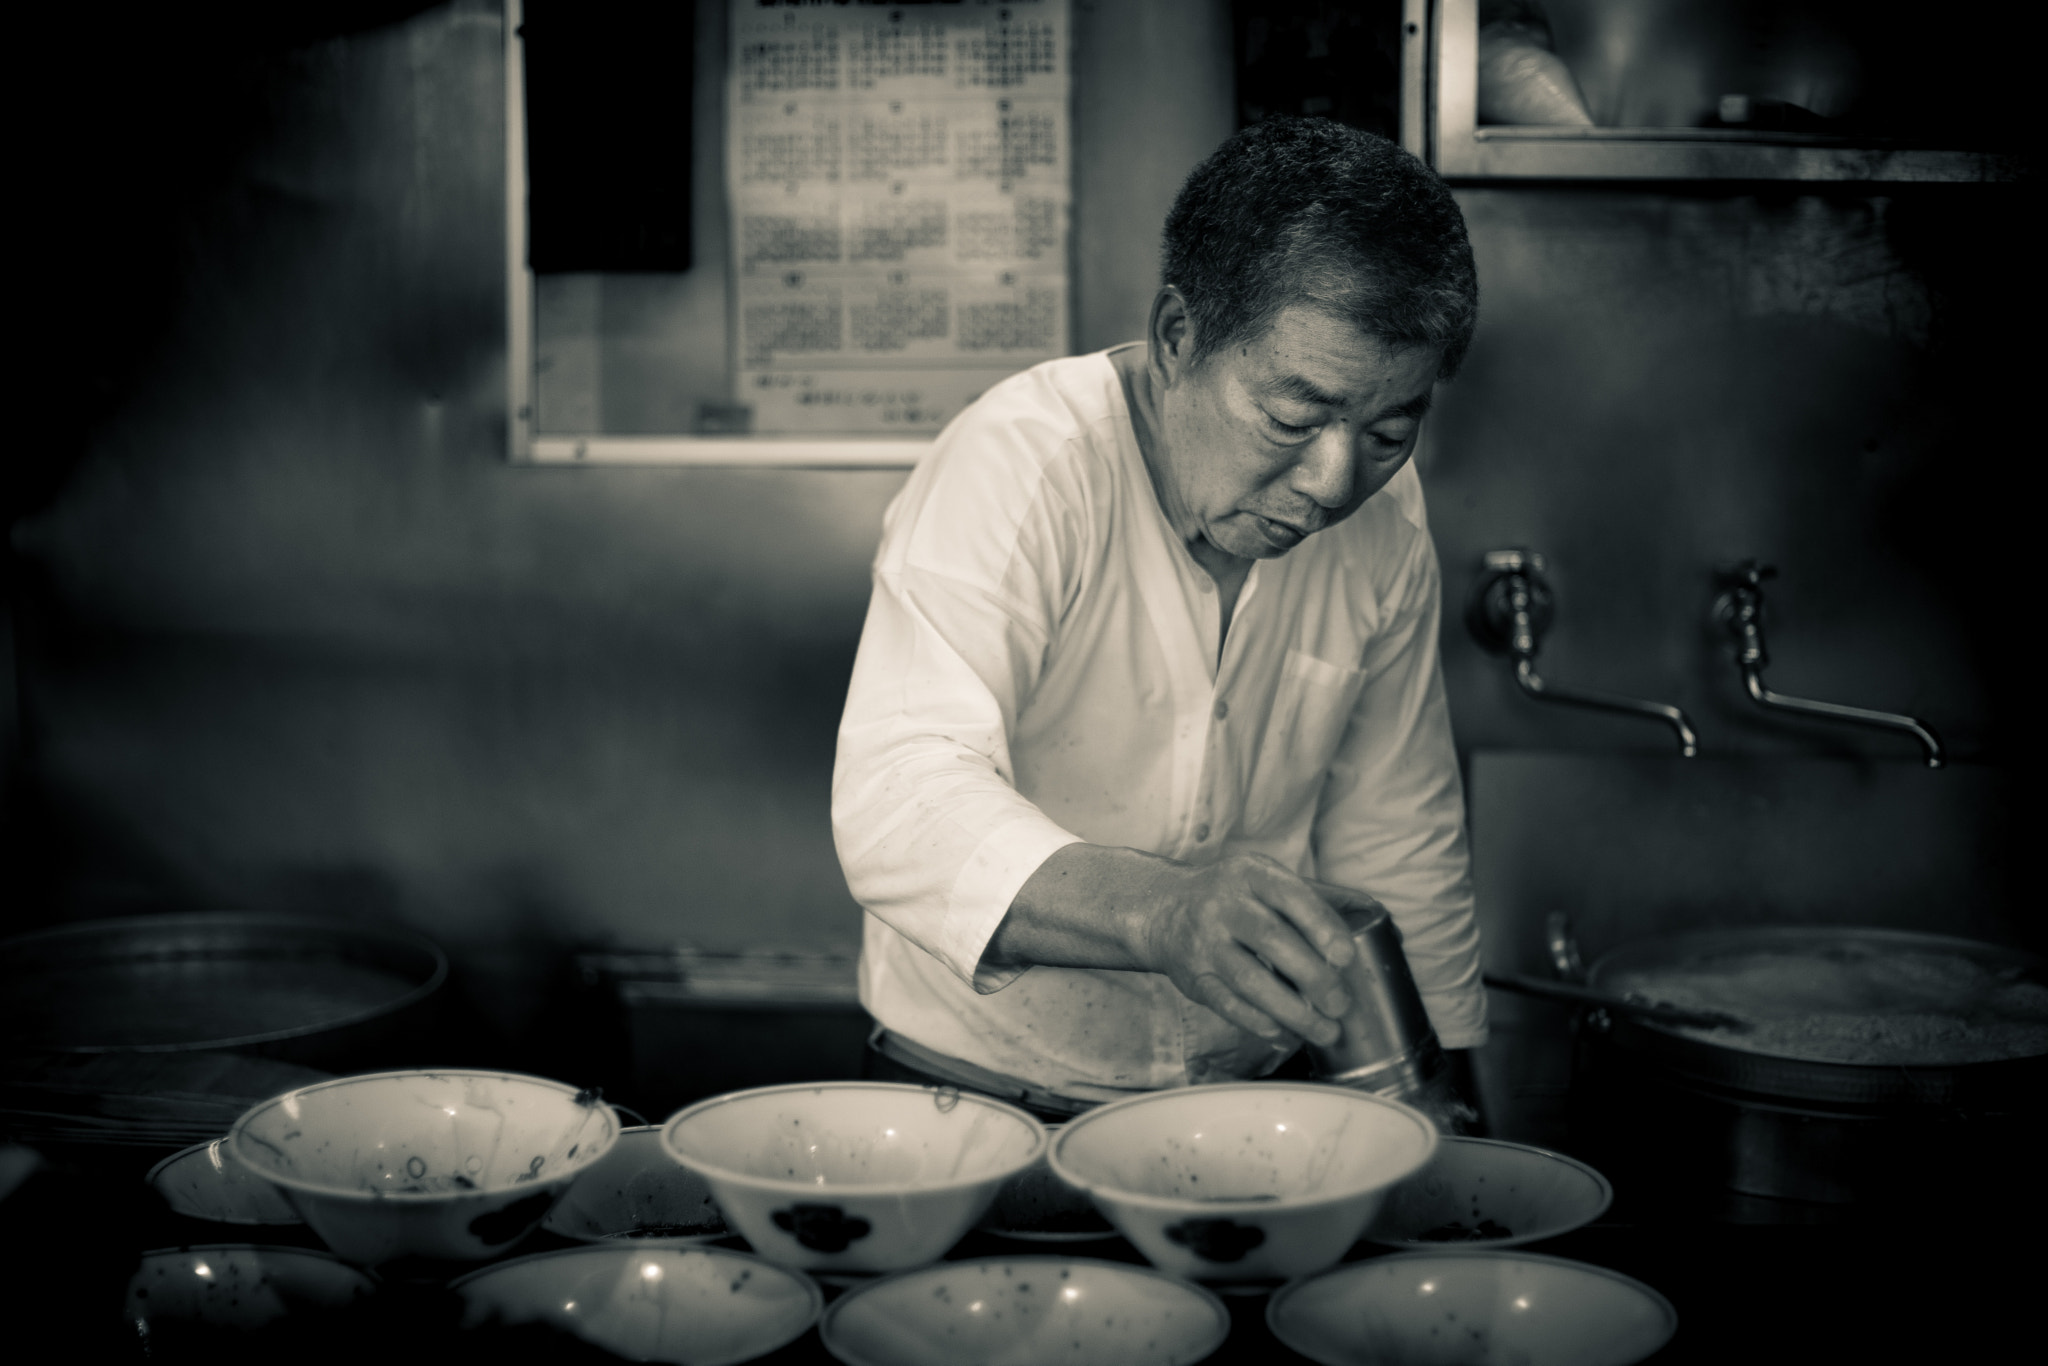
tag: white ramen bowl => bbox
[1363,1137,1613,1249]
[1048,1082,1437,1282]
[542,1125,726,1243]
[125,1244,374,1337]
[1268,1250,1677,1366]
[148,1138,303,1226]
[661,1082,1045,1272]
[821,1256,1229,1366]
[229,1069,620,1264]
[453,1244,820,1366]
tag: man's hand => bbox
[993,845,1366,1049]
[1133,854,1361,1047]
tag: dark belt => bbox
[862,1030,1093,1121]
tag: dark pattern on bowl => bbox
[1165,1217,1266,1263]
[773,1203,873,1253]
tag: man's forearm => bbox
[985,842,1181,972]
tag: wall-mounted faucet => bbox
[1469,549,1700,757]
[1713,562,1944,768]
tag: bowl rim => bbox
[132,1242,382,1288]
[146,1137,305,1226]
[1266,1248,1678,1364]
[817,1253,1231,1366]
[1046,1082,1439,1214]
[225,1067,621,1204]
[659,1081,1049,1197]
[1361,1135,1615,1249]
[447,1241,824,1349]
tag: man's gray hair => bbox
[1162,118,1479,378]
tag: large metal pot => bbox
[0,911,448,1069]
[1562,924,2047,1218]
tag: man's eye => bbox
[1264,413,1315,439]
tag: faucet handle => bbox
[1484,547,1547,575]
[1715,560,1776,591]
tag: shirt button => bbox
[1213,700,1229,720]
[1194,823,1211,842]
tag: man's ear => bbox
[1147,287,1195,390]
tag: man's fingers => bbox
[1218,947,1342,1048]
[1240,921,1350,1020]
[1189,970,1288,1042]
[1254,868,1359,968]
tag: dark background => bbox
[6,0,2034,1095]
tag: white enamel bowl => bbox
[147,1138,303,1226]
[661,1082,1046,1272]
[126,1244,375,1337]
[1048,1082,1437,1283]
[542,1125,727,1243]
[453,1244,821,1366]
[1363,1137,1613,1249]
[1268,1250,1677,1366]
[821,1255,1230,1366]
[228,1069,620,1264]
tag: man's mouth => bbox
[1252,514,1314,549]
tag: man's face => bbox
[1151,303,1443,561]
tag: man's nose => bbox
[1291,428,1356,509]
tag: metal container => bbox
[1305,900,1446,1101]
[1584,926,2047,1109]
[1562,924,2048,1218]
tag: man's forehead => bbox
[1243,313,1441,418]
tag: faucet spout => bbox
[1715,562,1944,768]
[1469,549,1700,757]
[1515,657,1701,757]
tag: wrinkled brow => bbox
[1264,372,1434,422]
[1263,372,1347,407]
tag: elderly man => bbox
[832,119,1483,1118]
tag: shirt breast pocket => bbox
[1240,648,1367,836]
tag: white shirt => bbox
[832,349,1485,1105]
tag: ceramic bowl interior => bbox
[821,1256,1230,1366]
[1051,1083,1436,1210]
[664,1082,1043,1193]
[453,1244,821,1366]
[542,1126,726,1242]
[230,1069,617,1201]
[1268,1251,1677,1366]
[125,1245,374,1332]
[148,1138,303,1225]
[1364,1137,1613,1249]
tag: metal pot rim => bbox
[1585,925,2046,1108]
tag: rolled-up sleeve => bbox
[1311,531,1487,1048]
[832,416,1087,993]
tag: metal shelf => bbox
[1412,0,2023,184]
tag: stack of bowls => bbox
[174,1066,1663,1363]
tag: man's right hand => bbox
[992,845,1366,1049]
[1132,853,1362,1048]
